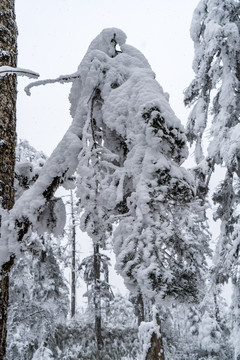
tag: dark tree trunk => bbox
[0,1,17,358]
[145,312,165,360]
[136,291,145,326]
[70,191,76,318]
[93,243,103,350]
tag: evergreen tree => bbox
[6,235,69,360]
[79,251,114,350]
[184,1,240,357]
[3,28,210,358]
[67,28,211,358]
[53,294,139,360]
[6,141,69,360]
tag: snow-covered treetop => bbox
[185,0,240,168]
[70,27,187,160]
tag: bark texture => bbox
[0,0,17,358]
[70,191,76,318]
[145,313,165,360]
[93,243,103,351]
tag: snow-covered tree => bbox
[184,0,240,166]
[66,28,211,357]
[6,235,69,360]
[79,250,114,349]
[184,1,240,357]
[6,141,69,360]
[1,28,210,358]
[52,295,139,360]
[64,190,78,318]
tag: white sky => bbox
[15,0,199,157]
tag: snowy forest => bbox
[0,0,240,359]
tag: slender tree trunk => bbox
[232,281,240,360]
[0,1,17,358]
[136,291,145,326]
[70,191,76,318]
[93,243,103,350]
[145,312,165,360]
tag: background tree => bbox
[184,0,240,357]
[6,140,69,360]
[67,190,77,318]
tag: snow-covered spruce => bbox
[185,1,240,358]
[2,28,210,357]
[59,28,209,305]
[184,0,240,168]
[6,141,69,360]
[69,28,210,357]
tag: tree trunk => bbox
[93,243,103,350]
[137,292,145,325]
[70,191,76,318]
[145,312,165,360]
[0,1,17,358]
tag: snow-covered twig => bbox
[0,66,39,79]
[24,72,81,96]
[21,309,45,321]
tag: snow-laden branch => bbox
[0,66,39,79]
[24,72,81,96]
[0,121,83,269]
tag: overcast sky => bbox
[15,0,199,156]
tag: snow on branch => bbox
[0,66,39,79]
[0,123,83,269]
[24,72,81,96]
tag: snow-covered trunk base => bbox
[0,0,18,358]
[139,307,165,360]
[145,329,164,360]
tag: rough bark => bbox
[145,313,165,360]
[0,1,17,358]
[70,191,76,318]
[93,243,103,350]
[0,0,17,209]
[136,292,145,326]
